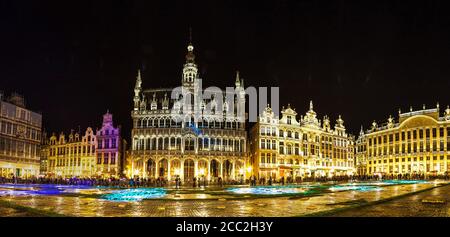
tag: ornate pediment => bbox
[399,115,438,129]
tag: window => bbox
[104,153,109,164]
[111,153,116,164]
[97,153,102,164]
[111,138,116,148]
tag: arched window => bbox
[185,137,195,151]
[164,137,169,150]
[157,137,163,150]
[198,138,203,150]
[170,137,175,149]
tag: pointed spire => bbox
[235,70,241,87]
[359,125,364,135]
[135,69,142,89]
[186,28,195,63]
[189,26,192,45]
[309,100,313,111]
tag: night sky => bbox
[1,0,450,143]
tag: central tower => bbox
[182,29,198,89]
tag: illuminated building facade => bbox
[355,127,367,175]
[40,130,49,175]
[95,111,122,177]
[357,104,450,176]
[130,40,247,182]
[47,128,97,177]
[0,93,42,178]
[250,102,355,180]
[46,112,123,178]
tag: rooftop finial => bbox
[187,27,194,52]
[185,28,195,63]
[135,69,142,90]
[309,100,313,111]
[189,26,192,45]
[235,70,241,86]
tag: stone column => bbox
[180,160,185,181]
[194,160,199,177]
[219,160,223,178]
[155,160,159,178]
[143,159,147,178]
[207,160,211,181]
[167,160,171,181]
[232,161,236,180]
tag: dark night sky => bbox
[1,0,450,143]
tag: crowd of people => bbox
[0,173,448,188]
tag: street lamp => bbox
[239,168,244,175]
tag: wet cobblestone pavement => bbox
[330,182,450,217]
[0,180,448,217]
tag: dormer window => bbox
[287,116,292,124]
[151,101,157,110]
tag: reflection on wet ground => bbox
[0,180,447,217]
[331,182,450,217]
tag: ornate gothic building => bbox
[130,41,247,182]
[250,102,355,180]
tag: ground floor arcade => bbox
[129,156,247,182]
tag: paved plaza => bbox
[0,180,448,217]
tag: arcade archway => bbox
[158,159,168,178]
[184,159,195,182]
